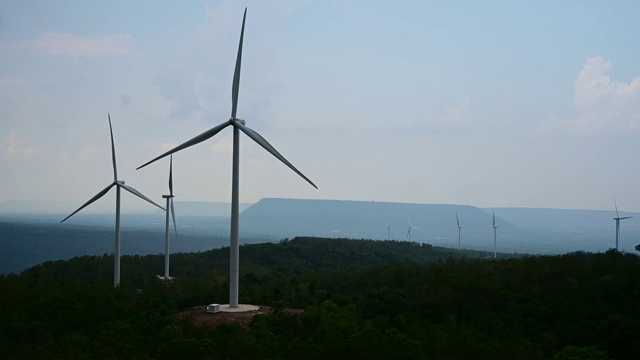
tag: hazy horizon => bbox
[2,1,640,212]
[1,197,638,216]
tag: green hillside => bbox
[1,237,637,359]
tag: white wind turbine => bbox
[61,115,165,287]
[161,155,178,279]
[137,8,317,308]
[456,212,462,250]
[613,198,632,251]
[492,211,498,259]
[406,220,418,241]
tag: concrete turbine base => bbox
[219,304,260,313]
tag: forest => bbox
[0,236,637,359]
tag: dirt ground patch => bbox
[177,305,302,330]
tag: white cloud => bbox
[425,99,472,127]
[404,99,476,133]
[209,133,233,155]
[540,57,640,135]
[142,140,178,154]
[1,32,132,56]
[6,132,35,157]
[78,144,105,161]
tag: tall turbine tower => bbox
[456,212,462,250]
[162,155,178,279]
[137,8,317,308]
[492,212,498,259]
[387,225,390,241]
[61,115,165,287]
[614,199,632,251]
[406,220,418,241]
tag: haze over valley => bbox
[2,198,638,275]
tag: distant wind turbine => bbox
[614,198,632,251]
[61,115,165,287]
[162,155,178,279]
[456,212,462,250]
[492,212,498,259]
[406,220,419,241]
[137,8,317,308]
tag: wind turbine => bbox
[456,212,462,250]
[492,212,498,259]
[387,225,390,241]
[61,115,165,287]
[614,198,632,251]
[162,155,178,279]
[406,220,418,241]
[137,8,317,308]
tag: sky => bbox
[1,0,640,214]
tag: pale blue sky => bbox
[1,0,639,213]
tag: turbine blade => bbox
[137,121,231,170]
[456,212,460,227]
[621,216,633,220]
[231,7,247,119]
[119,183,165,211]
[108,114,118,181]
[61,183,115,223]
[236,122,317,189]
[493,212,496,227]
[171,198,178,241]
[169,155,173,196]
[615,198,620,218]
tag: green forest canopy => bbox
[1,237,637,359]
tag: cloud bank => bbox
[541,57,640,135]
[6,132,35,158]
[1,33,132,56]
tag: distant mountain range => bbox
[1,198,638,274]
[240,198,640,254]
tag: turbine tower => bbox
[387,225,390,241]
[456,212,462,250]
[614,199,632,251]
[137,8,317,308]
[492,212,498,259]
[61,115,165,287]
[162,155,178,279]
[406,220,418,241]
